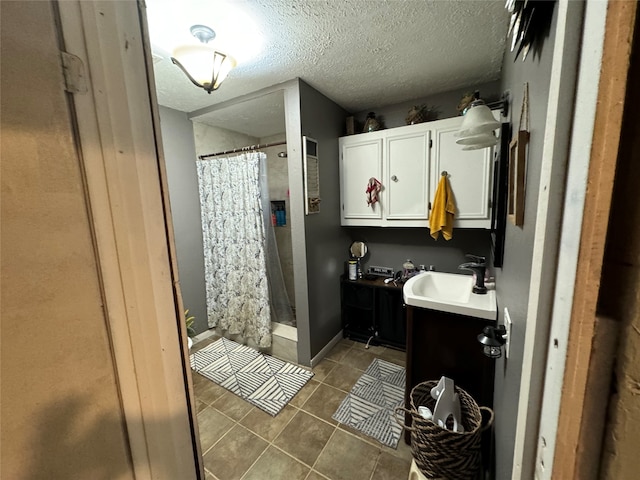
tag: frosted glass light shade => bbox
[455,132,498,147]
[458,103,500,137]
[462,137,498,150]
[171,45,235,92]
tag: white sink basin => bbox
[403,271,497,320]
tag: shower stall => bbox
[160,88,301,362]
[196,140,296,340]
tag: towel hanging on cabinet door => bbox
[366,177,382,206]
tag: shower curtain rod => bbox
[198,141,287,160]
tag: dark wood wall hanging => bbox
[508,83,530,227]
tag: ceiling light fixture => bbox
[171,25,236,94]
[456,92,508,150]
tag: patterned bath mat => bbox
[332,358,406,448]
[190,337,313,416]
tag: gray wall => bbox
[345,228,491,276]
[353,80,502,130]
[492,5,559,479]
[299,80,352,358]
[343,81,502,281]
[158,106,208,335]
[193,123,258,156]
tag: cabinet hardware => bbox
[391,175,398,182]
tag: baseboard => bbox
[271,322,298,341]
[310,330,343,368]
[191,329,218,345]
[192,323,297,345]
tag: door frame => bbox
[550,1,638,478]
[57,1,202,478]
[509,1,591,475]
[512,0,638,478]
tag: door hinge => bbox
[428,202,432,210]
[429,139,433,148]
[61,51,88,94]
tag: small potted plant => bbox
[185,309,196,349]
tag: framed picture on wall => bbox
[508,130,529,226]
[491,122,512,268]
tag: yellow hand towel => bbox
[430,174,456,240]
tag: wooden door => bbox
[2,1,204,478]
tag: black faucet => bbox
[458,254,487,295]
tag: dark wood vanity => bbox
[403,304,497,474]
[405,305,496,415]
[340,276,406,349]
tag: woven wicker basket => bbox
[396,380,493,480]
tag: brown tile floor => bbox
[191,337,412,480]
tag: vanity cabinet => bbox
[339,115,499,228]
[339,124,431,227]
[403,304,497,474]
[340,277,406,349]
[403,305,496,442]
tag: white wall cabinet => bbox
[339,115,498,228]
[430,115,496,229]
[340,135,384,222]
[340,123,431,227]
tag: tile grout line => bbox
[203,392,312,477]
[368,449,385,480]
[266,441,327,475]
[237,429,270,480]
[202,397,302,457]
[199,396,264,457]
[309,354,410,457]
[238,406,337,480]
[199,417,234,458]
[196,338,410,478]
[307,423,340,476]
[201,393,407,460]
[304,468,331,480]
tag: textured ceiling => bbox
[147,0,510,136]
[194,91,286,139]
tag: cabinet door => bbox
[340,136,384,223]
[341,281,377,343]
[431,116,495,228]
[376,288,406,349]
[385,130,430,221]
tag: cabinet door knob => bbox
[391,175,398,182]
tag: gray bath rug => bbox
[332,358,406,448]
[190,337,313,416]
